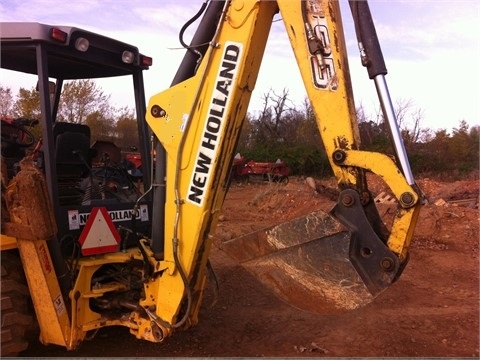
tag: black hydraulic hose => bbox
[170,237,192,328]
[349,0,387,79]
[170,0,226,85]
[178,1,209,50]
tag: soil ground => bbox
[20,175,479,358]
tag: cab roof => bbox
[0,22,151,79]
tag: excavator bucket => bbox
[220,190,400,314]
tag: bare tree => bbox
[269,88,291,134]
[254,88,293,140]
[371,98,426,146]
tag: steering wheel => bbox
[1,119,36,147]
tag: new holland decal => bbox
[187,41,243,206]
[67,205,149,230]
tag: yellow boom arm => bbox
[145,0,421,338]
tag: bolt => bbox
[151,105,166,118]
[360,247,372,258]
[360,191,371,205]
[332,150,346,164]
[341,193,355,207]
[380,257,395,272]
[400,192,415,207]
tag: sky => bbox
[1,0,479,133]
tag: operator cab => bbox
[1,22,154,254]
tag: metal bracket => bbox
[331,189,400,295]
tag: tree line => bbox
[1,81,478,179]
[237,89,478,180]
[0,81,139,151]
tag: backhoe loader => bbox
[0,0,422,356]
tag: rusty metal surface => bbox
[221,210,375,313]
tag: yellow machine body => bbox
[1,0,422,353]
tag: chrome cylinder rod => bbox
[374,74,415,185]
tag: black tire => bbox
[1,251,35,357]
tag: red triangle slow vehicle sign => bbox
[78,207,121,256]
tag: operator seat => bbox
[53,122,91,205]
